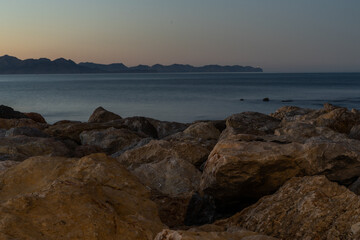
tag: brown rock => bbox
[88,106,122,123]
[151,190,193,228]
[0,136,71,161]
[314,107,360,133]
[221,176,360,240]
[349,124,360,140]
[0,160,19,173]
[0,154,164,239]
[270,106,314,121]
[154,229,277,240]
[0,118,46,130]
[132,157,201,196]
[80,127,143,154]
[221,112,280,139]
[182,122,221,140]
[118,139,211,169]
[200,133,360,213]
[24,112,47,123]
[147,118,189,139]
[44,121,126,143]
[121,116,158,138]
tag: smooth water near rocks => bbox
[0,72,359,123]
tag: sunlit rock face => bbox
[219,176,360,240]
[0,154,164,240]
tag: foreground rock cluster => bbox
[1,104,360,239]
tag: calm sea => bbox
[0,73,359,123]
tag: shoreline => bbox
[1,103,360,239]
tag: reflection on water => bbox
[0,72,359,123]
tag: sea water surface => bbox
[0,73,359,123]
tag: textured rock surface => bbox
[121,116,159,138]
[0,136,71,161]
[80,127,143,154]
[88,106,122,123]
[200,133,360,212]
[221,176,360,240]
[132,157,201,196]
[44,121,126,142]
[154,229,277,240]
[220,112,280,139]
[118,139,211,169]
[5,126,49,138]
[0,118,46,130]
[147,118,189,139]
[0,160,19,173]
[0,154,164,240]
[24,112,47,123]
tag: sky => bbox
[0,0,359,72]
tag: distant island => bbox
[0,55,263,74]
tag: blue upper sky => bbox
[1,0,359,72]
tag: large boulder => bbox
[0,136,71,161]
[314,107,360,133]
[270,106,314,121]
[221,176,360,240]
[200,133,360,213]
[88,106,122,123]
[0,105,29,119]
[220,112,280,139]
[0,154,164,239]
[80,127,144,154]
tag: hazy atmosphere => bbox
[1,0,359,72]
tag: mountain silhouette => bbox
[0,55,263,74]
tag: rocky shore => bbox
[1,103,360,239]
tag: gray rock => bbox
[5,127,49,138]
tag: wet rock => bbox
[0,105,29,119]
[262,97,270,102]
[80,127,143,154]
[24,112,47,123]
[88,106,122,123]
[0,136,71,161]
[0,154,164,239]
[5,127,49,138]
[221,176,360,240]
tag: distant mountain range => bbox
[0,55,263,74]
